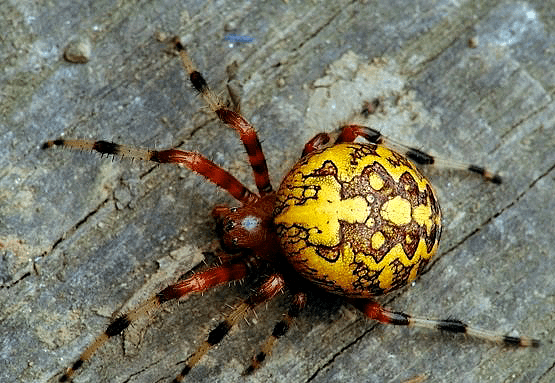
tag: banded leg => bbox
[172,37,273,195]
[173,273,286,382]
[303,125,502,184]
[354,300,539,347]
[243,291,307,375]
[338,124,502,183]
[59,259,253,382]
[42,139,257,204]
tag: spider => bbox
[44,37,539,383]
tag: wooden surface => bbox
[1,1,554,382]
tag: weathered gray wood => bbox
[1,1,554,382]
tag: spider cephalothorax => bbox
[213,194,277,254]
[44,37,538,383]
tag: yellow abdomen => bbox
[274,143,442,298]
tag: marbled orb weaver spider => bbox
[44,37,539,383]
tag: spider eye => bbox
[219,236,241,254]
[225,221,235,231]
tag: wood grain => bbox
[1,1,554,382]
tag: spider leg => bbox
[59,258,253,382]
[243,291,307,375]
[172,37,273,195]
[42,139,257,204]
[354,300,539,347]
[302,132,335,156]
[335,124,502,184]
[173,273,286,382]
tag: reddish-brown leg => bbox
[42,139,258,204]
[173,37,273,195]
[302,125,382,156]
[354,300,539,347]
[304,124,502,183]
[243,291,307,375]
[173,273,286,382]
[302,132,333,156]
[59,258,254,382]
[334,124,384,144]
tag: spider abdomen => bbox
[274,142,442,298]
